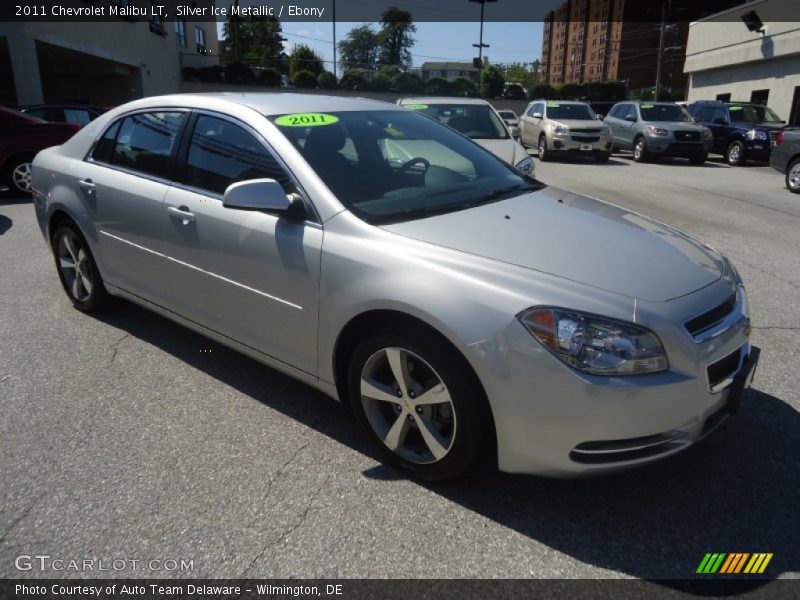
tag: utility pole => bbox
[655,2,666,100]
[232,0,240,62]
[332,0,336,77]
[469,0,497,77]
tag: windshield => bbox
[545,103,597,120]
[728,104,784,124]
[271,110,541,225]
[639,104,691,122]
[405,103,509,140]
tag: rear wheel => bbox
[3,155,35,195]
[348,328,492,481]
[52,222,109,312]
[787,158,800,194]
[538,135,550,161]
[726,140,746,166]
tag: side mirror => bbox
[692,117,700,123]
[223,178,307,220]
[624,114,638,122]
[532,112,543,120]
[596,114,604,119]
[509,125,521,138]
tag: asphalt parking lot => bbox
[0,152,798,585]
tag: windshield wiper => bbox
[468,183,537,206]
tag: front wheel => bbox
[538,135,550,162]
[348,328,492,481]
[788,159,800,194]
[726,140,746,166]
[52,223,109,312]
[633,137,649,162]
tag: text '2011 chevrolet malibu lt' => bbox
[31,93,759,480]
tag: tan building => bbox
[685,0,800,126]
[540,0,740,93]
[0,0,217,107]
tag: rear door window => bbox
[110,112,185,179]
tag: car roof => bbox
[399,96,491,106]
[112,93,404,116]
[533,100,588,105]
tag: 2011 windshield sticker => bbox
[275,113,339,127]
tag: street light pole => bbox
[332,0,336,78]
[469,0,496,77]
[655,2,666,100]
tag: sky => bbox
[217,21,544,75]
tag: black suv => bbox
[687,100,785,166]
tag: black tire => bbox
[595,152,611,163]
[785,158,800,194]
[52,222,109,313]
[348,327,492,481]
[632,137,649,163]
[538,135,550,162]
[2,154,35,196]
[726,140,746,166]
[689,153,708,165]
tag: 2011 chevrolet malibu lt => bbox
[31,94,759,480]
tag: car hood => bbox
[730,121,784,131]
[646,121,706,131]
[381,187,724,302]
[473,138,524,165]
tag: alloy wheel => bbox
[728,142,742,165]
[57,231,94,302]
[360,347,456,464]
[634,140,645,161]
[788,162,800,191]
[12,162,32,193]
[538,137,547,160]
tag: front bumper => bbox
[550,134,612,154]
[646,136,710,157]
[465,275,754,477]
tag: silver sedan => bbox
[31,93,759,480]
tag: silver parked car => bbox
[397,97,532,176]
[605,101,713,164]
[519,100,613,163]
[32,93,759,480]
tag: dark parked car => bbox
[0,106,80,195]
[687,100,785,166]
[20,104,107,127]
[770,129,800,194]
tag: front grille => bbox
[571,128,602,134]
[707,348,741,389]
[571,135,600,143]
[675,130,701,141]
[685,293,737,337]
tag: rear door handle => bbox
[168,206,195,224]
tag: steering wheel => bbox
[397,157,430,174]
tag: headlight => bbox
[745,128,768,141]
[519,307,669,376]
[515,156,534,176]
[552,123,569,136]
[702,128,713,140]
[646,126,669,137]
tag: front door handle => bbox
[78,179,96,194]
[168,206,195,224]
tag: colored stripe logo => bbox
[697,553,773,574]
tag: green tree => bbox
[370,72,393,92]
[393,72,424,93]
[377,7,416,70]
[221,16,285,72]
[529,83,559,100]
[424,77,451,95]
[480,65,505,99]
[317,71,338,90]
[338,24,379,72]
[451,76,478,97]
[501,62,538,91]
[339,70,370,91]
[289,44,323,79]
[293,69,318,88]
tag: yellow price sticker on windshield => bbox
[275,113,339,127]
[403,103,428,110]
[641,104,654,109]
[547,102,560,107]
